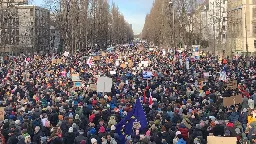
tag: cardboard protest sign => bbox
[223,94,243,107]
[88,84,97,91]
[207,136,236,144]
[93,56,100,61]
[120,63,127,68]
[102,52,106,57]
[56,59,62,64]
[0,107,4,121]
[52,59,62,65]
[128,60,133,68]
[71,73,80,81]
[52,59,57,64]
[97,77,112,93]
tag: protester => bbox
[0,44,255,144]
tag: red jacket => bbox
[178,127,189,140]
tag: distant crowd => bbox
[0,45,255,144]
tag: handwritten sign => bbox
[93,56,100,61]
[223,95,242,107]
[71,73,80,81]
[88,84,97,91]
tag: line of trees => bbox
[45,0,134,53]
[142,0,205,48]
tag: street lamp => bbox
[169,0,175,50]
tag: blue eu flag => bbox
[115,98,147,143]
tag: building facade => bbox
[227,0,256,54]
[188,0,228,54]
[0,0,50,54]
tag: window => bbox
[253,8,256,19]
[222,34,226,39]
[30,8,34,16]
[222,25,226,30]
[253,24,256,35]
[254,40,256,48]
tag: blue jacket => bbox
[177,138,186,144]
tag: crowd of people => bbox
[0,44,255,144]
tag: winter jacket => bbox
[64,132,75,144]
[74,134,87,144]
[228,112,239,123]
[239,112,248,124]
[178,127,189,141]
[33,130,43,144]
[7,134,18,144]
[213,124,224,136]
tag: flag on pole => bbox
[115,98,147,144]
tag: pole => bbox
[245,13,249,57]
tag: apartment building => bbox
[0,0,50,54]
[227,0,256,54]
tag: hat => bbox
[15,120,20,125]
[99,126,105,133]
[89,128,96,135]
[176,131,181,136]
[79,129,84,134]
[91,138,97,143]
[68,127,73,133]
[214,121,219,125]
[111,125,116,131]
[75,114,79,120]
[235,128,241,134]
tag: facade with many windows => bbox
[0,0,50,54]
[227,0,256,54]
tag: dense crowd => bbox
[0,45,255,144]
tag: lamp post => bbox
[169,0,175,51]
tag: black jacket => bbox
[7,134,18,144]
[32,130,43,143]
[64,132,75,144]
